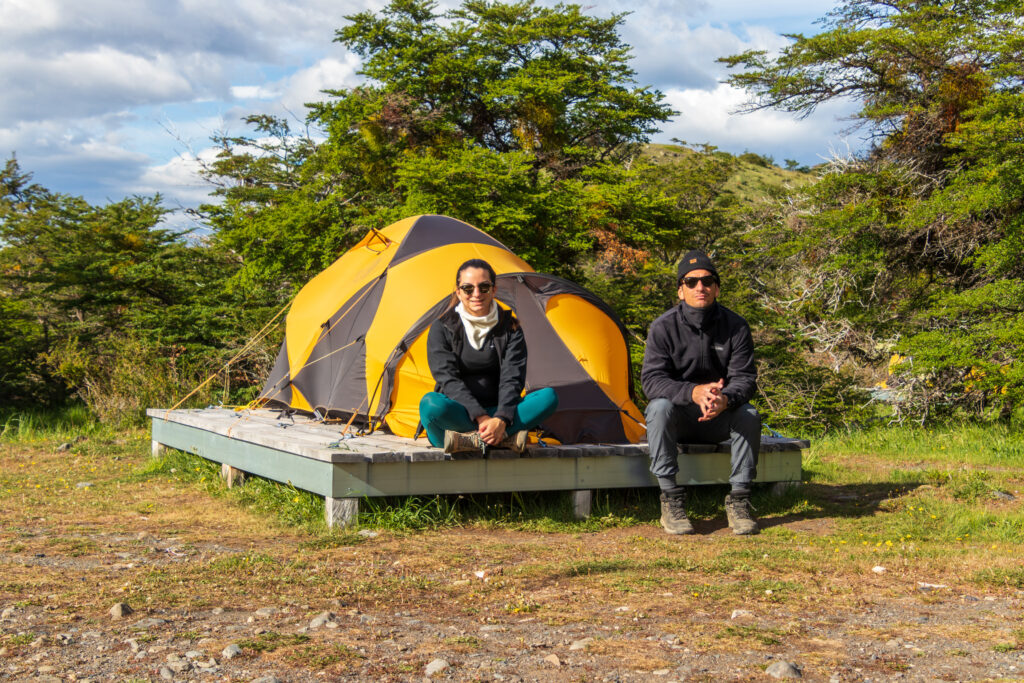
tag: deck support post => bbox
[220,463,246,488]
[571,490,592,519]
[326,497,359,528]
[151,440,166,458]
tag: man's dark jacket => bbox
[426,306,527,424]
[641,301,756,410]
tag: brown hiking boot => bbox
[659,492,694,535]
[443,430,483,454]
[725,493,759,535]
[498,430,529,454]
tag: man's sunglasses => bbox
[681,275,718,289]
[458,282,494,294]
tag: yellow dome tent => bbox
[260,214,644,444]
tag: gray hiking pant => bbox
[645,398,760,488]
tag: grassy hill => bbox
[643,142,816,204]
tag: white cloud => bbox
[134,148,219,207]
[660,83,859,163]
[0,0,852,205]
[278,55,364,113]
[231,85,281,101]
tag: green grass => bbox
[237,631,310,653]
[972,567,1024,590]
[135,421,1024,556]
[812,422,1024,468]
[0,404,99,442]
[285,643,364,669]
[10,409,1024,606]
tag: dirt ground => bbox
[2,433,1024,682]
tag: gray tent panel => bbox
[290,275,387,419]
[495,273,630,443]
[390,215,506,267]
[260,339,293,407]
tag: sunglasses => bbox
[458,282,494,295]
[682,275,718,289]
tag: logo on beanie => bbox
[689,258,697,264]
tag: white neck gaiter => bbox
[455,301,499,350]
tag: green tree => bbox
[339,0,672,177]
[201,0,675,292]
[0,158,271,419]
[722,0,1024,422]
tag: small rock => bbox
[425,658,450,676]
[1,606,19,620]
[0,646,9,656]
[992,490,1015,500]
[766,661,802,679]
[221,644,242,660]
[731,609,754,620]
[166,660,191,673]
[917,582,947,592]
[963,594,980,602]
[569,637,594,651]
[125,639,140,653]
[544,654,561,666]
[652,671,671,677]
[614,606,630,612]
[357,529,379,538]
[185,650,204,659]
[251,677,280,683]
[872,566,886,575]
[310,611,335,629]
[211,607,224,615]
[75,481,93,489]
[109,602,133,619]
[480,625,504,632]
[131,617,166,629]
[158,667,174,681]
[255,607,278,617]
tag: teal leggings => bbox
[419,387,559,447]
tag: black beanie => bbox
[677,249,719,282]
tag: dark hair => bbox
[455,258,496,286]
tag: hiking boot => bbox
[498,429,529,454]
[725,493,759,535]
[444,430,483,454]
[659,492,694,535]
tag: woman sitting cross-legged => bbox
[419,258,558,453]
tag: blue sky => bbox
[0,0,856,216]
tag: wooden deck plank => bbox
[149,408,805,501]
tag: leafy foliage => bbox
[723,0,1024,423]
[0,157,275,418]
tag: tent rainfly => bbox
[260,214,645,444]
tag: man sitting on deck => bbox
[641,250,761,535]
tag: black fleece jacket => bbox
[640,301,757,409]
[426,306,527,424]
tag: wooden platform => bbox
[147,408,807,527]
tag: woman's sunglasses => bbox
[682,275,718,289]
[458,282,494,294]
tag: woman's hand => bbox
[476,415,507,445]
